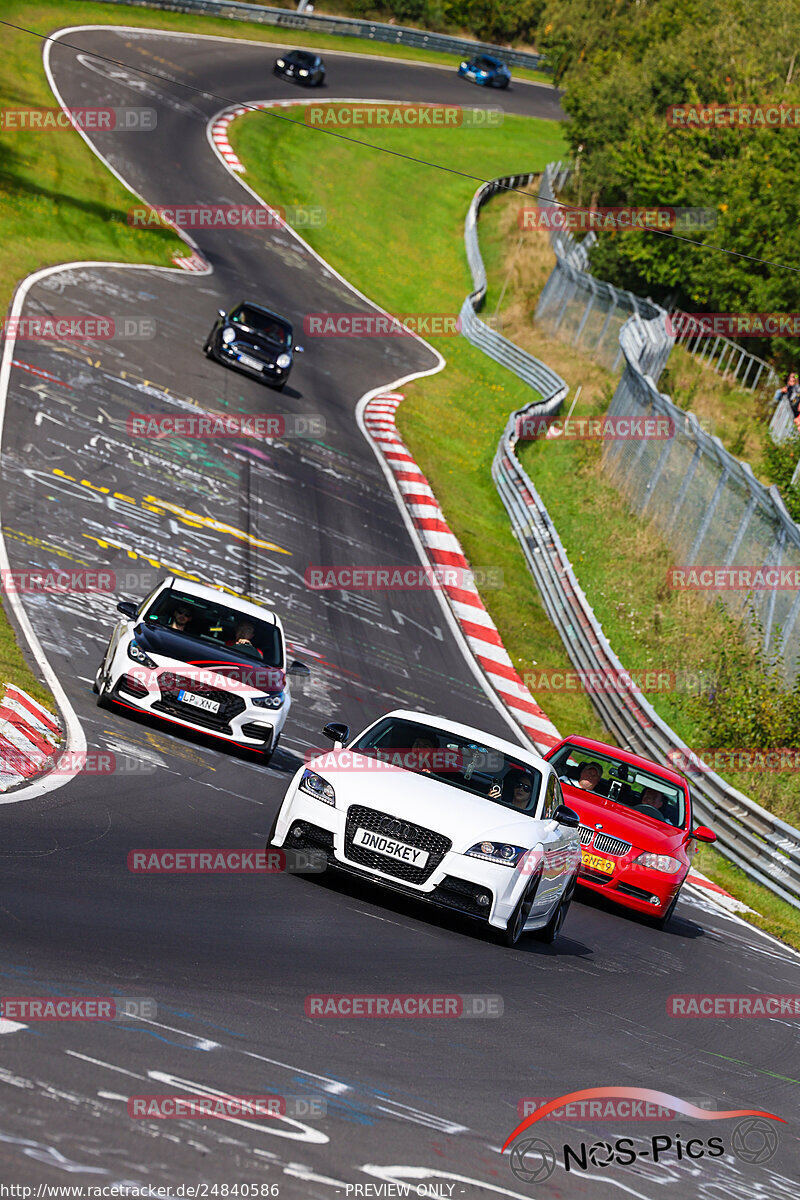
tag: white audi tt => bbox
[270,709,581,945]
[93,577,309,760]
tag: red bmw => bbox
[544,736,716,927]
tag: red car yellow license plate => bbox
[581,851,615,875]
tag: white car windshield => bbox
[349,717,543,812]
[549,743,686,828]
[143,588,283,667]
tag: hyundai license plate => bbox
[177,689,220,714]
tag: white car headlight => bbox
[299,769,335,806]
[466,841,526,866]
[127,641,156,668]
[276,352,291,369]
[253,693,285,709]
[299,69,309,76]
[633,852,682,873]
[221,326,236,344]
[277,58,285,67]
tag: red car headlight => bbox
[633,852,682,874]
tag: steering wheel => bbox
[637,804,666,820]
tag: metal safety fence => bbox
[534,165,671,378]
[535,161,800,686]
[770,396,796,444]
[492,406,800,908]
[460,174,566,418]
[458,171,800,904]
[667,308,778,395]
[96,0,547,70]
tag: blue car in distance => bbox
[458,55,511,89]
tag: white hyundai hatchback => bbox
[270,709,581,945]
[94,576,309,760]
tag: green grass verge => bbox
[229,105,611,739]
[694,842,800,948]
[231,108,800,945]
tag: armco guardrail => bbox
[492,407,800,908]
[95,0,547,70]
[460,172,800,906]
[462,174,800,902]
[461,174,566,417]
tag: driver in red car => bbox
[576,762,602,792]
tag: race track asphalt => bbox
[0,24,798,1198]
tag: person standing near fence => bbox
[773,371,800,420]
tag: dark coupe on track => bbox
[203,302,302,390]
[274,50,326,86]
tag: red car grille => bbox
[578,825,631,857]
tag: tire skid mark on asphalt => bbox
[18,30,796,1200]
[8,363,481,718]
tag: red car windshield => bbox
[549,743,687,829]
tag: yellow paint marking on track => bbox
[53,470,291,557]
[145,496,291,556]
[81,534,202,584]
[5,528,93,564]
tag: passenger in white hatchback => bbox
[505,770,535,810]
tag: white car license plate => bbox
[177,689,220,714]
[353,827,429,868]
[237,354,263,371]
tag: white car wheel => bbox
[501,869,543,947]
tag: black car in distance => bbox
[203,302,303,390]
[274,50,326,87]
